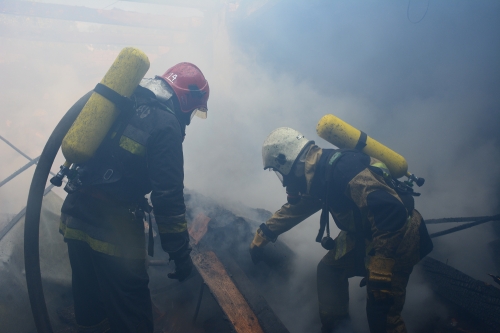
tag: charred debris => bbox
[1,134,499,332]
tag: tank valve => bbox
[50,161,71,187]
[406,173,425,187]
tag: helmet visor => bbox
[191,107,208,119]
[274,170,284,184]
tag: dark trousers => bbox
[317,250,412,333]
[67,239,153,333]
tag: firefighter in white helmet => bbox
[249,127,433,333]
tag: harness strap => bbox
[315,151,343,243]
[133,197,155,257]
[316,204,330,242]
[147,213,154,257]
[138,198,154,257]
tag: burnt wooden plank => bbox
[191,249,265,333]
[185,190,292,332]
[189,213,211,245]
[216,251,290,333]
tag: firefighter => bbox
[59,62,209,333]
[249,127,433,333]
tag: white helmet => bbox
[262,127,314,176]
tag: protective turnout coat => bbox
[60,85,188,259]
[252,144,431,269]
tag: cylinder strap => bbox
[354,131,367,151]
[94,83,135,112]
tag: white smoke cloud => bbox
[1,1,499,332]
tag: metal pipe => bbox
[425,215,498,224]
[0,156,40,188]
[0,185,53,242]
[193,280,205,323]
[429,215,500,238]
[0,134,57,177]
[0,135,34,161]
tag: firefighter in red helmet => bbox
[59,62,209,332]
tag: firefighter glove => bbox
[168,248,193,282]
[366,256,395,303]
[249,242,265,265]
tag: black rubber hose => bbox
[24,92,91,333]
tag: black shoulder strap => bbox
[315,149,370,249]
[94,83,135,113]
[315,150,344,243]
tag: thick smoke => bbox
[219,1,500,332]
[0,1,499,332]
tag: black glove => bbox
[167,244,193,282]
[249,245,265,265]
[168,254,193,282]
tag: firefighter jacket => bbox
[252,145,431,268]
[60,86,188,259]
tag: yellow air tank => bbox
[61,47,150,164]
[316,114,408,179]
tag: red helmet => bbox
[158,62,209,118]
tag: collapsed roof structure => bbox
[1,130,499,332]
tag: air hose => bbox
[24,92,91,333]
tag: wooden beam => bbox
[0,15,184,45]
[188,213,211,245]
[191,249,265,333]
[122,0,222,10]
[215,251,290,333]
[0,0,205,31]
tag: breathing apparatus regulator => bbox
[50,47,150,191]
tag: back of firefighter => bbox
[249,127,433,333]
[59,63,210,333]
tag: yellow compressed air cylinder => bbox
[316,114,408,179]
[61,47,150,164]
